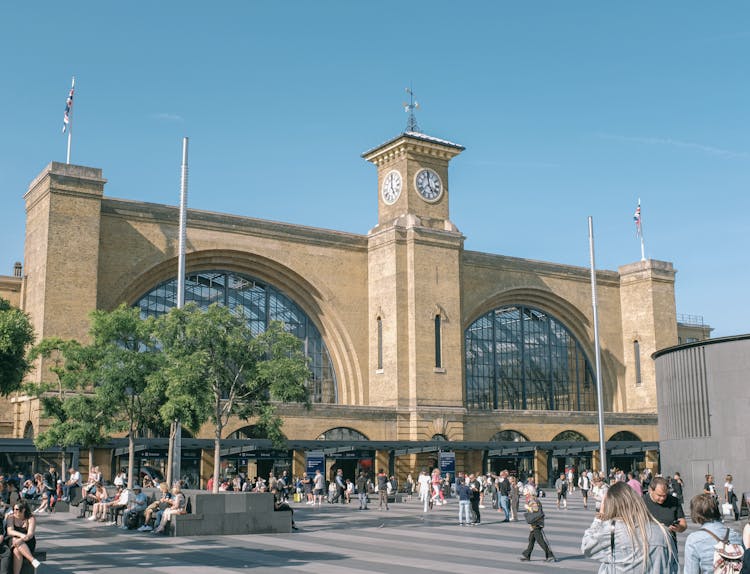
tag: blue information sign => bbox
[306,451,325,477]
[439,451,455,477]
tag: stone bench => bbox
[170,490,291,536]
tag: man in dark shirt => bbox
[643,477,687,555]
[468,474,481,525]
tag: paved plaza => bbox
[28,490,726,573]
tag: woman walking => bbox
[581,481,677,573]
[724,474,739,521]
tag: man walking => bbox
[418,468,431,513]
[376,469,389,510]
[497,470,511,521]
[643,476,687,556]
[578,471,591,510]
[356,471,368,510]
[333,469,346,504]
[313,469,325,506]
[469,473,481,525]
[555,473,568,509]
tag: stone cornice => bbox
[25,163,106,213]
[0,275,21,292]
[101,197,368,252]
[362,132,464,166]
[463,250,621,287]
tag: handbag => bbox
[721,502,734,517]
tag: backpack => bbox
[700,528,744,574]
[524,500,545,527]
[125,511,140,530]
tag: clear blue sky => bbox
[1,2,748,337]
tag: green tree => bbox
[88,305,165,488]
[27,338,105,479]
[154,303,310,492]
[0,298,35,396]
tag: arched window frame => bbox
[134,270,337,404]
[464,305,596,412]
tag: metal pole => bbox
[66,77,75,164]
[177,137,189,309]
[588,216,607,477]
[170,137,188,486]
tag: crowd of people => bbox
[2,462,749,573]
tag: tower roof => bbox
[362,131,465,164]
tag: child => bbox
[520,487,556,563]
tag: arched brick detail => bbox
[464,287,620,410]
[115,249,364,407]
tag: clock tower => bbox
[363,129,466,440]
[362,131,464,233]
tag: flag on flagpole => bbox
[633,200,642,238]
[62,84,74,133]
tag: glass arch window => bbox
[465,305,596,411]
[136,270,337,404]
[609,430,641,442]
[490,430,529,442]
[316,427,369,441]
[552,430,588,442]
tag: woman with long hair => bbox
[581,481,677,573]
[5,500,41,573]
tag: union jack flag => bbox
[62,86,74,133]
[633,201,642,238]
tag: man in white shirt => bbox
[62,467,82,502]
[418,468,432,513]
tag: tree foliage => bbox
[153,303,310,491]
[28,306,166,487]
[0,298,35,396]
[27,338,106,455]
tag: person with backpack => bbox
[520,486,556,562]
[684,493,744,574]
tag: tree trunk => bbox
[213,432,221,494]
[166,420,175,486]
[127,431,135,489]
[60,447,67,488]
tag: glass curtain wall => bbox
[465,305,596,411]
[136,270,337,403]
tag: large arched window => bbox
[135,270,337,403]
[465,305,596,411]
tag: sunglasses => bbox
[13,507,22,511]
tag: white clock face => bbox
[381,170,402,205]
[414,168,443,202]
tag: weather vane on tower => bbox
[403,86,420,133]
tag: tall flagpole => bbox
[177,137,189,308]
[168,137,188,488]
[639,199,645,262]
[588,217,607,477]
[64,77,75,164]
[635,198,645,261]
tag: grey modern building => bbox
[654,334,750,505]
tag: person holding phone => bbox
[643,477,687,557]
